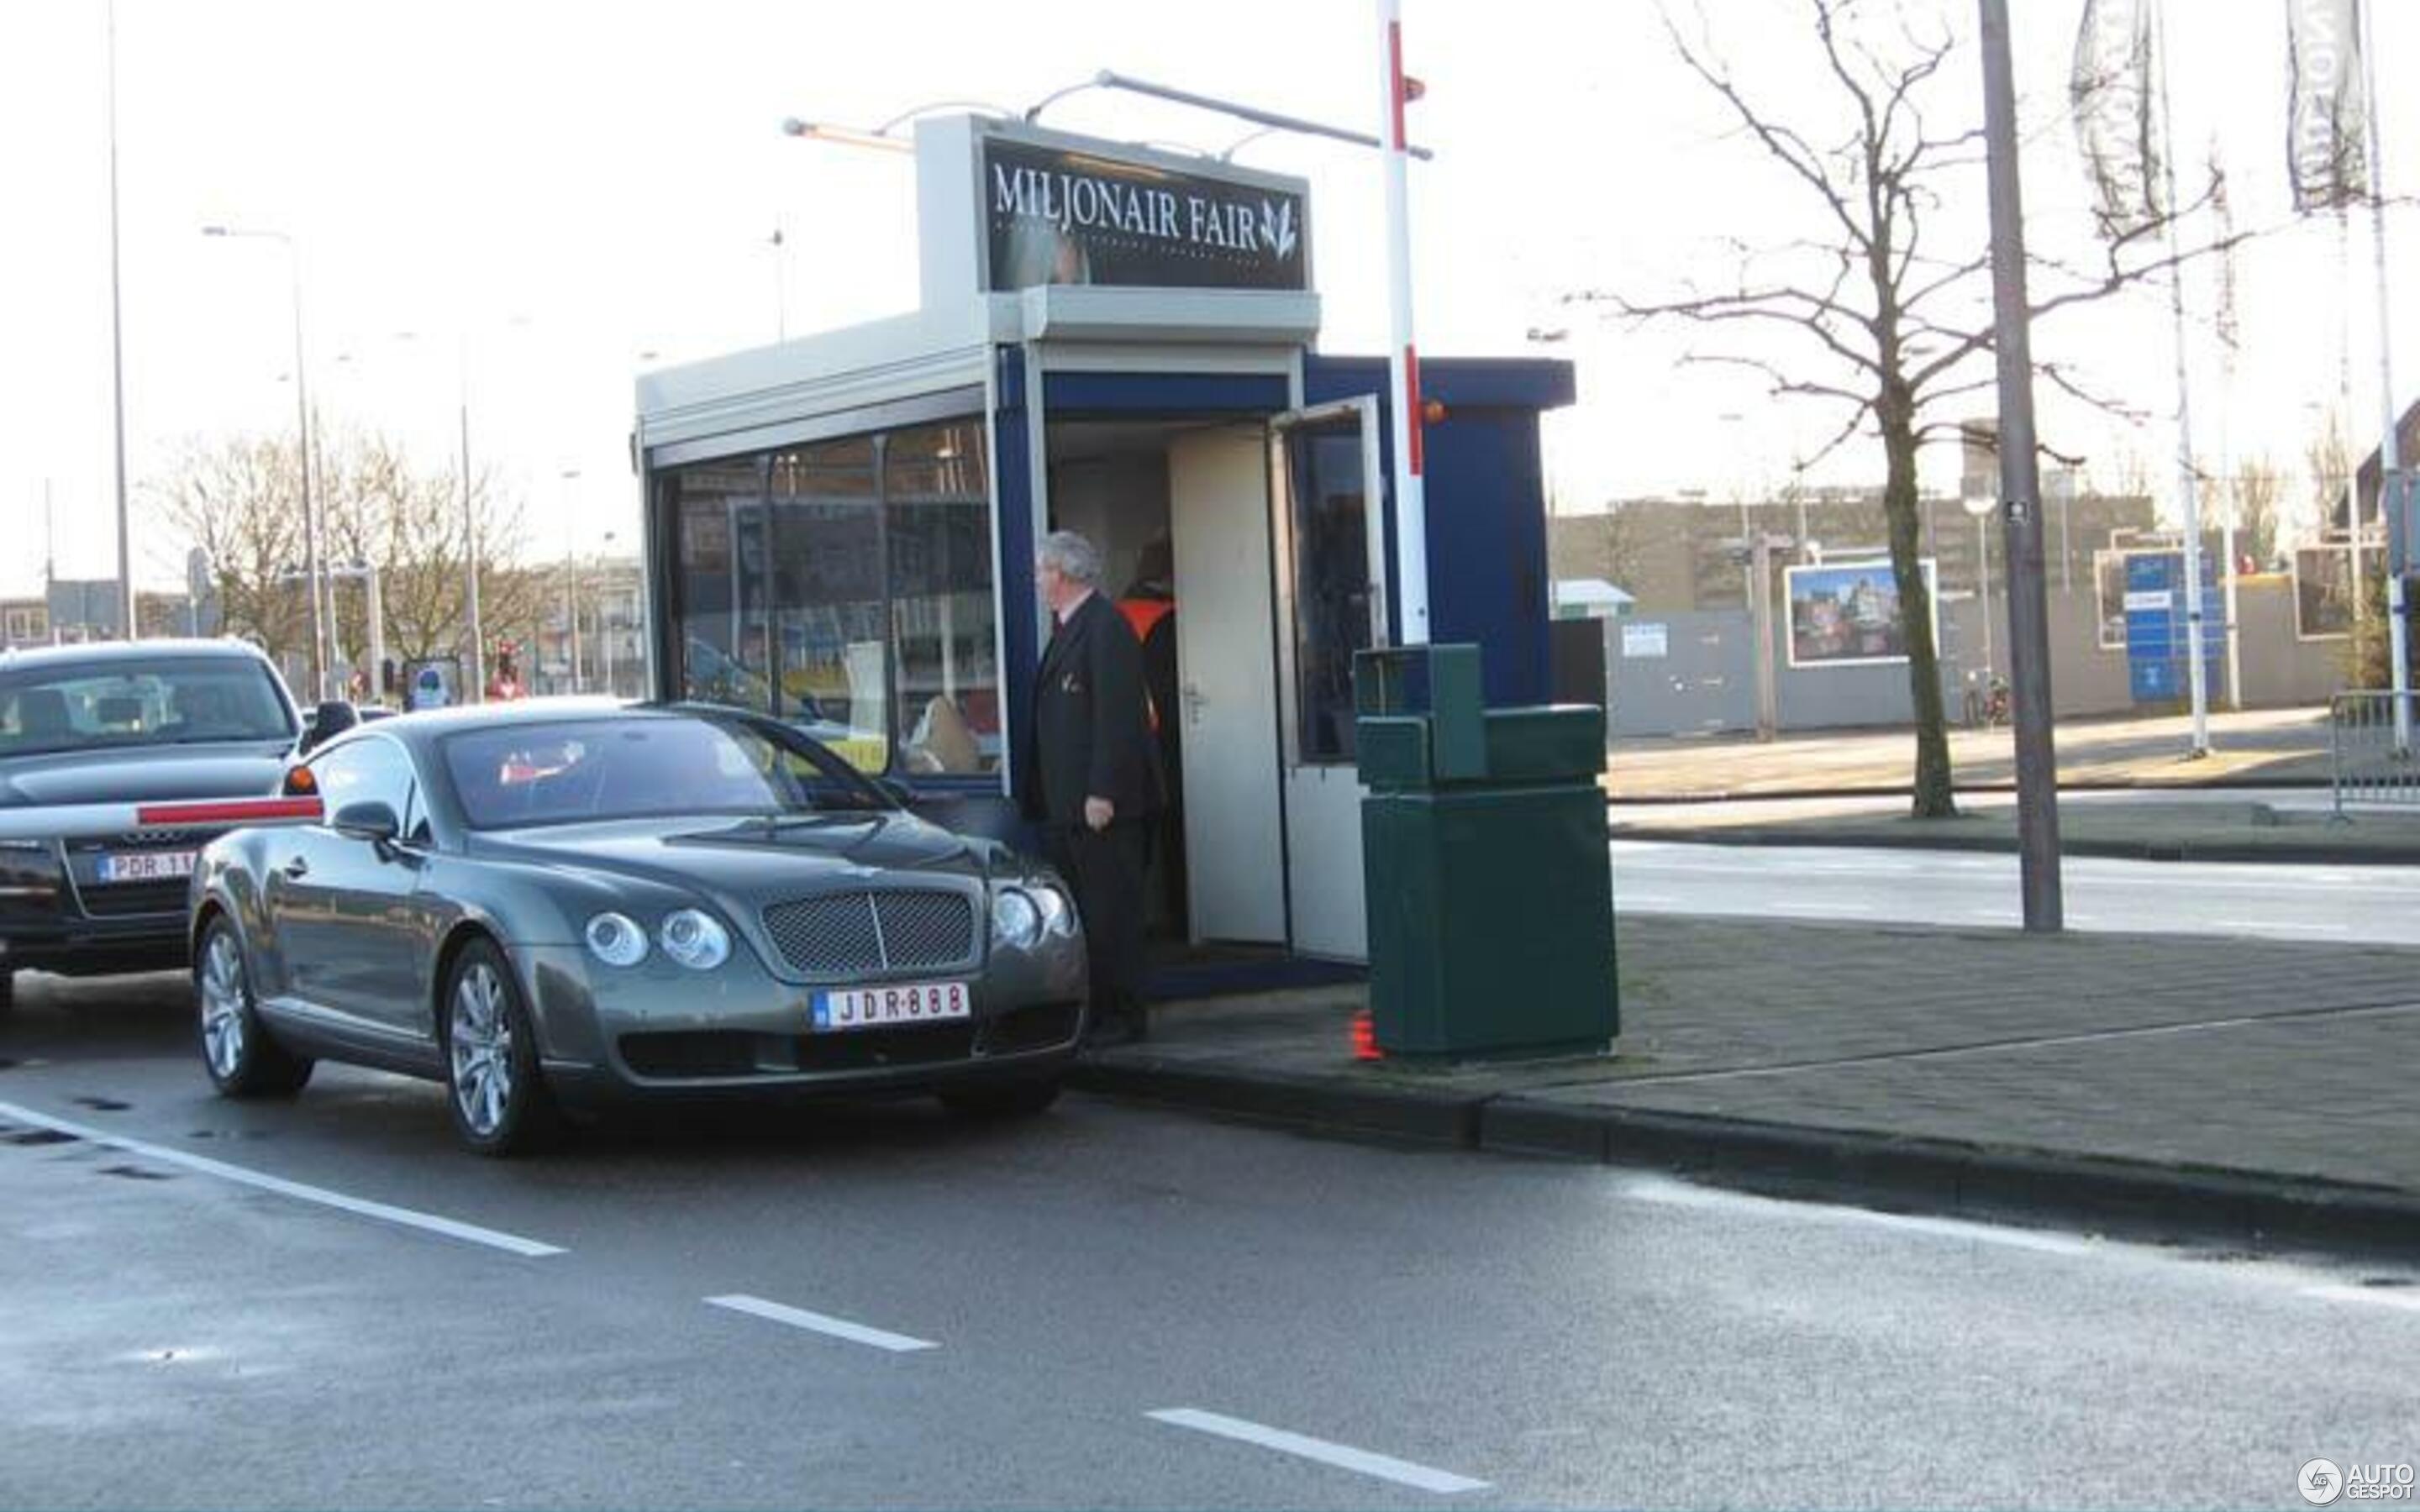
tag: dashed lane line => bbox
[0,1099,566,1257]
[1147,1409,1489,1495]
[705,1294,939,1352]
[2301,1284,2420,1314]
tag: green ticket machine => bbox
[1354,644,1618,1059]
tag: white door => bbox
[1270,398,1386,961]
[1169,426,1287,945]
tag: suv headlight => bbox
[659,908,730,971]
[583,911,649,967]
[991,887,1041,950]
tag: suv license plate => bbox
[98,851,197,883]
[811,981,971,1032]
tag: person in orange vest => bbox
[1118,537,1185,933]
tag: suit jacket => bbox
[1019,592,1163,826]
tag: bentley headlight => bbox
[991,888,1042,950]
[659,908,730,971]
[1031,883,1076,937]
[583,911,650,967]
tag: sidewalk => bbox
[1607,706,2336,799]
[1612,795,2420,865]
[1073,916,2420,1254]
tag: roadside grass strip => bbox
[1147,1408,1489,1495]
[0,1100,566,1257]
[704,1294,939,1352]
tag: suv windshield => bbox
[440,714,892,830]
[0,657,297,758]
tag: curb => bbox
[1070,1058,1484,1148]
[1606,824,2417,868]
[1071,1058,2420,1256]
[1606,777,2335,805]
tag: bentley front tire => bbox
[196,918,313,1099]
[442,939,558,1157]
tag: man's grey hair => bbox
[1037,530,1102,587]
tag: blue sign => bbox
[2124,551,2221,704]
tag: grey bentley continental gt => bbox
[188,701,1088,1154]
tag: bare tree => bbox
[2306,413,2356,536]
[152,434,312,668]
[154,426,537,696]
[2223,457,2288,570]
[1570,0,2251,816]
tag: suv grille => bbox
[760,890,977,976]
[81,880,189,917]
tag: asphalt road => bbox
[1612,837,2420,945]
[4,973,2417,1509]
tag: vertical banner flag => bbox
[2070,0,2165,239]
[2286,0,2370,213]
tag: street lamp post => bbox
[105,0,134,644]
[560,470,582,695]
[462,378,484,702]
[203,224,334,702]
[599,530,619,697]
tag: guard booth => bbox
[634,114,1572,984]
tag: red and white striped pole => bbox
[0,796,322,845]
[1377,0,1429,646]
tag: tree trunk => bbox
[1880,407,1957,817]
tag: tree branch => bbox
[1662,2,1873,253]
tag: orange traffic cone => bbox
[1350,1009,1383,1062]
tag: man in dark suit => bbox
[1019,530,1162,1046]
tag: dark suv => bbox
[0,640,314,1007]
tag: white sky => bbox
[2,0,2413,598]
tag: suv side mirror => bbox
[876,777,915,810]
[299,700,359,756]
[330,800,400,845]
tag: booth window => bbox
[669,459,774,714]
[664,417,997,778]
[768,438,888,772]
[1286,428,1375,764]
[886,423,998,775]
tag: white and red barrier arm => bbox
[0,796,324,844]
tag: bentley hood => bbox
[466,811,1013,908]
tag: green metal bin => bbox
[1355,644,1619,1059]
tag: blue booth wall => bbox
[1302,355,1571,709]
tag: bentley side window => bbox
[310,738,419,837]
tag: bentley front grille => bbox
[760,890,977,977]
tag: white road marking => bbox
[1147,1409,1489,1495]
[2216,919,2351,934]
[1768,902,1874,916]
[704,1294,938,1352]
[2301,1284,2420,1313]
[0,1100,565,1257]
[1616,1173,2099,1256]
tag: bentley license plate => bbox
[811,981,971,1032]
[98,851,197,884]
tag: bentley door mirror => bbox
[330,800,401,846]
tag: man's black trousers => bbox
[1049,818,1151,1016]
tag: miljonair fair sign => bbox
[982,134,1310,293]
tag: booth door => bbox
[1270,397,1386,961]
[1170,427,1287,945]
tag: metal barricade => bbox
[2330,691,2420,815]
